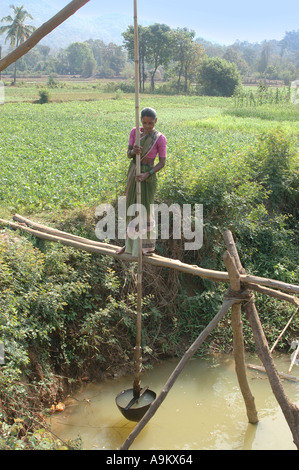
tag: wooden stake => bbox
[223,251,258,424]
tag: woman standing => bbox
[117,107,167,255]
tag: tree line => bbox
[1,5,299,95]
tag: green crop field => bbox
[0,84,298,218]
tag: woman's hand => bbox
[132,144,142,155]
[135,172,150,182]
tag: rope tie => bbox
[224,288,255,305]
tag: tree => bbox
[257,42,271,74]
[123,25,149,91]
[0,0,90,73]
[172,28,203,93]
[281,30,299,54]
[145,23,173,92]
[65,42,95,75]
[103,43,126,77]
[197,57,241,97]
[223,47,249,76]
[0,5,36,83]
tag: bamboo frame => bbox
[225,231,299,450]
[2,216,299,300]
[1,216,298,448]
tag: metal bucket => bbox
[115,388,156,422]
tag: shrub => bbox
[248,127,298,213]
[38,89,51,104]
[197,57,241,97]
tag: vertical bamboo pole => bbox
[223,251,258,424]
[133,0,142,399]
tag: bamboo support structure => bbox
[1,217,298,447]
[245,300,299,449]
[223,230,299,450]
[1,216,298,300]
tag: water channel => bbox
[50,354,299,450]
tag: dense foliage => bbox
[0,89,298,448]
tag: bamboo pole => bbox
[1,217,299,298]
[132,0,142,399]
[270,309,299,353]
[0,0,90,72]
[223,251,258,424]
[120,298,237,450]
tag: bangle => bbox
[149,168,155,175]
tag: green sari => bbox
[125,129,161,256]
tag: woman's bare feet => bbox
[142,248,155,255]
[116,246,126,255]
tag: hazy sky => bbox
[50,0,299,44]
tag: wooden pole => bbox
[120,298,237,450]
[2,216,299,299]
[223,251,258,424]
[132,0,142,399]
[270,309,298,353]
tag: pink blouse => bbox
[129,127,167,160]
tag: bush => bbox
[248,127,298,214]
[197,57,241,97]
[38,89,51,104]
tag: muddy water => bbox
[50,354,299,450]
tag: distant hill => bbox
[0,0,137,52]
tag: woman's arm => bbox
[136,157,166,182]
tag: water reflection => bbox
[50,354,298,450]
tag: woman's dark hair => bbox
[141,107,157,119]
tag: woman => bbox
[117,107,167,256]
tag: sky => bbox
[49,0,299,45]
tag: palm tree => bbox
[0,5,36,84]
